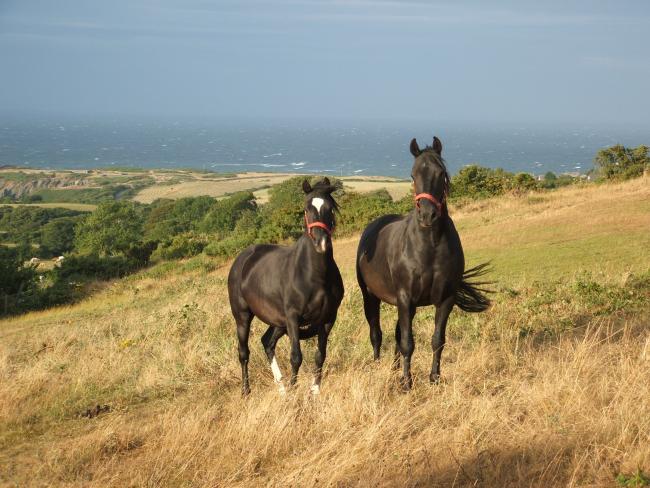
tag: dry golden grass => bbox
[1,178,649,487]
[4,202,98,211]
[133,172,410,204]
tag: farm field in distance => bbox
[0,167,412,206]
[1,177,649,486]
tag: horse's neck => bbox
[404,211,446,255]
[294,235,333,277]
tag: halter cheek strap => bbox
[304,212,333,237]
[414,192,444,215]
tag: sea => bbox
[1,118,648,178]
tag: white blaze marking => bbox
[311,197,325,213]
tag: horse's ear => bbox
[322,177,330,186]
[302,179,312,194]
[410,138,420,157]
[432,136,442,155]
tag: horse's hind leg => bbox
[261,326,287,393]
[235,311,254,395]
[430,296,454,384]
[393,320,401,370]
[362,290,382,360]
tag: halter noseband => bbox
[414,192,444,216]
[304,211,333,237]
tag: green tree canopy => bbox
[144,196,215,242]
[198,192,256,237]
[40,217,77,257]
[75,201,144,256]
[594,144,649,180]
[450,165,515,198]
[0,245,36,301]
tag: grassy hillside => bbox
[1,178,649,487]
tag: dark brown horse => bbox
[356,137,490,390]
[228,178,344,395]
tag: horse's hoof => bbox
[399,377,413,392]
[429,373,441,385]
[242,386,251,396]
[310,383,321,395]
[276,381,286,395]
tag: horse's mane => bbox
[309,179,340,212]
[419,147,451,197]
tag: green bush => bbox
[0,205,86,248]
[451,165,515,199]
[152,233,208,260]
[204,209,260,256]
[144,196,215,242]
[198,192,256,237]
[336,189,397,236]
[594,144,649,180]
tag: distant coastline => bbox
[3,120,649,178]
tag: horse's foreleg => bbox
[235,311,254,396]
[397,298,416,391]
[261,326,287,393]
[362,291,382,360]
[286,316,303,387]
[430,296,454,384]
[393,320,401,370]
[312,318,335,395]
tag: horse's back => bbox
[357,214,404,262]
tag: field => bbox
[3,202,97,212]
[2,167,411,206]
[1,178,649,486]
[131,172,410,204]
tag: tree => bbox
[198,192,256,237]
[0,245,36,315]
[451,165,514,198]
[144,196,215,242]
[75,201,144,256]
[40,218,77,256]
[593,144,649,180]
[512,173,537,191]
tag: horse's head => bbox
[302,177,338,254]
[410,136,449,228]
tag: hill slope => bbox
[1,178,649,487]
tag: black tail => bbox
[455,262,493,313]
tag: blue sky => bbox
[1,0,649,124]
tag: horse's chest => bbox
[303,288,338,323]
[409,272,448,306]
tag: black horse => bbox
[356,136,490,390]
[228,178,344,395]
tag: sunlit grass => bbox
[1,177,649,486]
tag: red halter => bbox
[414,192,444,215]
[304,212,333,237]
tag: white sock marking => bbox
[310,378,320,395]
[270,356,283,382]
[311,197,324,213]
